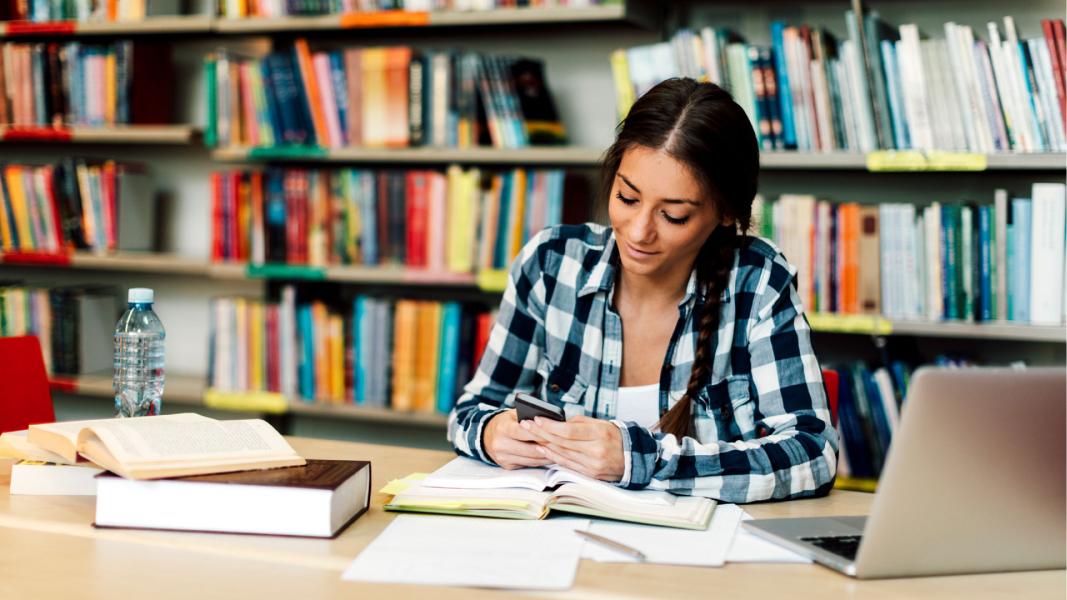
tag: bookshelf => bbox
[1,1,1063,456]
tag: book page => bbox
[81,417,299,466]
[421,456,552,491]
[0,430,73,464]
[29,413,210,463]
[546,467,676,507]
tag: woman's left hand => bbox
[520,415,625,482]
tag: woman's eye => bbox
[662,212,691,225]
[615,191,638,205]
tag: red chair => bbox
[0,336,55,433]
[822,369,840,427]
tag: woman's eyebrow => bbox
[618,172,700,205]
[617,173,641,193]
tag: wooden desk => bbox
[1,437,1063,599]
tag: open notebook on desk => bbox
[384,457,715,530]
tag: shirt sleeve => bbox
[447,232,549,465]
[615,269,839,503]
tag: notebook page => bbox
[547,466,675,506]
[580,503,744,566]
[343,515,589,589]
[421,456,552,491]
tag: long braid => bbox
[656,225,742,440]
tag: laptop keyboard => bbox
[800,535,862,560]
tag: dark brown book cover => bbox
[93,459,373,539]
[96,459,369,490]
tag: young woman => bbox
[447,78,837,503]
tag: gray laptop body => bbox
[744,367,1066,579]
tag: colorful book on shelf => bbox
[210,165,565,275]
[206,41,563,150]
[384,457,716,530]
[95,459,371,539]
[26,413,305,480]
[613,16,1066,153]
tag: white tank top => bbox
[615,383,661,429]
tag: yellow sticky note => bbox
[808,313,893,335]
[380,473,429,495]
[203,389,288,414]
[866,150,987,172]
[476,269,509,293]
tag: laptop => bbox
[743,367,1066,579]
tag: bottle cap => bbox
[128,288,154,304]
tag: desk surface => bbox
[1,437,1063,599]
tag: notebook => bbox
[384,457,715,530]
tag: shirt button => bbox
[550,384,561,393]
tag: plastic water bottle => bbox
[113,288,165,417]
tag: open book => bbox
[27,413,305,480]
[385,457,715,530]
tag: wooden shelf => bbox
[212,146,1066,171]
[808,313,1066,342]
[211,145,604,166]
[0,125,198,144]
[0,15,213,37]
[49,371,206,406]
[213,3,655,33]
[50,372,449,428]
[1,253,483,287]
[761,151,1066,171]
[288,401,448,428]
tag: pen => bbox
[575,529,647,561]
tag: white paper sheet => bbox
[580,503,744,567]
[725,510,812,563]
[342,515,590,590]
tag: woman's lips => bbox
[624,242,659,261]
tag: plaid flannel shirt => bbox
[448,223,838,503]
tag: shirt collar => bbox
[578,229,712,308]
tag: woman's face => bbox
[608,145,730,280]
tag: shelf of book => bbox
[210,145,606,166]
[0,15,214,38]
[0,125,199,144]
[213,3,654,33]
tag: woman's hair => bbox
[601,78,760,440]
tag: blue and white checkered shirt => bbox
[448,223,838,503]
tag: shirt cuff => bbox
[612,420,658,489]
[474,407,510,466]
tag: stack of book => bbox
[0,41,173,128]
[0,284,116,375]
[752,182,1067,325]
[1,414,371,538]
[204,40,565,149]
[217,0,616,19]
[0,0,180,22]
[612,14,1066,153]
[0,159,155,255]
[208,286,495,412]
[210,166,564,272]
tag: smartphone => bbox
[515,392,566,422]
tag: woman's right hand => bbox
[483,409,554,469]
